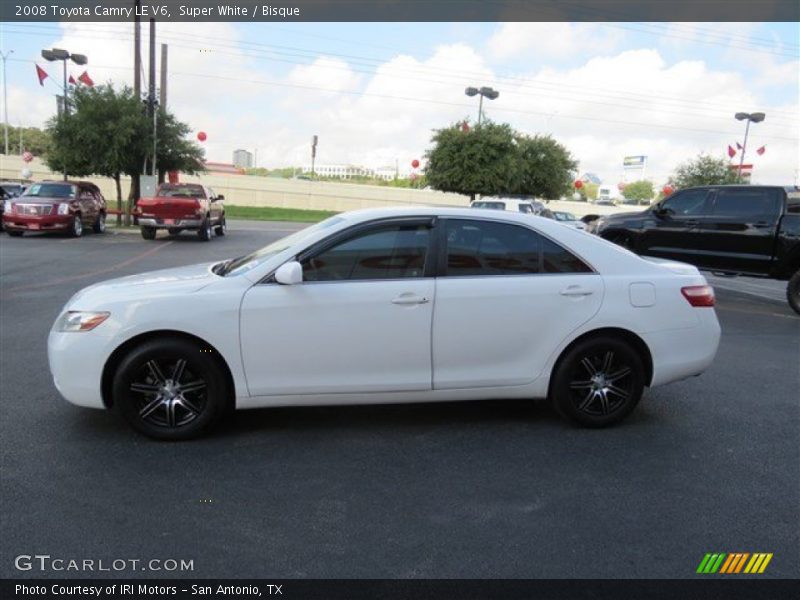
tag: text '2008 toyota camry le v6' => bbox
[48,208,721,440]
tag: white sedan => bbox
[48,207,721,440]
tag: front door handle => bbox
[392,294,429,305]
[560,286,594,297]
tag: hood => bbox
[601,209,647,221]
[66,262,222,308]
[14,196,65,204]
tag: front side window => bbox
[712,189,780,218]
[303,224,430,282]
[443,219,591,276]
[661,189,710,216]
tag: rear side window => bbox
[303,224,430,282]
[472,201,506,210]
[518,204,534,214]
[443,219,591,276]
[712,189,781,218]
[662,189,710,216]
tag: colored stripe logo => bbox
[696,552,773,574]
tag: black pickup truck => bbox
[589,185,800,314]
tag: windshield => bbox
[1,184,22,197]
[218,216,346,276]
[158,184,205,198]
[22,183,75,199]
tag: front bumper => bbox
[3,213,71,231]
[138,217,203,229]
[48,329,114,409]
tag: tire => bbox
[550,336,645,428]
[7,230,23,237]
[167,227,183,236]
[92,212,106,234]
[214,216,226,237]
[112,338,229,440]
[787,270,800,316]
[140,226,157,240]
[70,214,83,237]
[197,218,212,241]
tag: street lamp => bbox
[41,48,87,180]
[1,50,13,156]
[41,48,87,117]
[734,111,765,183]
[465,86,499,126]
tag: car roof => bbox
[680,184,786,191]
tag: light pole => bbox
[465,86,499,126]
[734,111,765,183]
[1,50,12,156]
[41,48,87,179]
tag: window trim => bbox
[707,188,782,219]
[661,189,712,218]
[434,216,597,278]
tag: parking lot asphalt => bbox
[1,221,798,579]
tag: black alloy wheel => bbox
[551,336,644,427]
[70,214,83,237]
[113,339,228,440]
[214,216,226,237]
[198,218,212,241]
[93,212,106,234]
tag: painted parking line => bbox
[3,241,174,296]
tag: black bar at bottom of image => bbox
[1,579,798,600]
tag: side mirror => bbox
[216,194,224,201]
[274,261,303,285]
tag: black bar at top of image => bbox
[1,0,799,23]
[2,579,799,600]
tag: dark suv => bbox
[2,181,107,237]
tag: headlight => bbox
[57,203,70,215]
[3,200,12,213]
[56,311,110,332]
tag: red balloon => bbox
[662,185,674,197]
[617,182,626,191]
[574,180,583,189]
[197,131,207,142]
[22,151,34,163]
[411,159,420,169]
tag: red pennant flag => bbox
[727,145,736,158]
[756,145,766,155]
[78,71,94,87]
[35,64,48,86]
[736,142,743,150]
[68,74,77,85]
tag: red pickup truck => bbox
[135,183,226,241]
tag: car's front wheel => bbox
[787,270,800,316]
[550,336,645,427]
[93,212,106,234]
[197,218,212,241]
[70,214,83,237]
[112,338,229,440]
[141,226,156,240]
[214,216,226,237]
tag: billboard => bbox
[623,155,647,167]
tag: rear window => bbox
[22,183,75,198]
[712,189,781,218]
[158,184,205,198]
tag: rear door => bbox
[638,188,712,265]
[78,186,97,224]
[694,187,782,274]
[431,218,602,389]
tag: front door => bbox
[639,188,713,266]
[240,219,436,396]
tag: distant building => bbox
[302,164,372,179]
[205,161,245,175]
[232,149,253,169]
[374,166,399,181]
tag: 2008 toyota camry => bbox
[48,208,721,440]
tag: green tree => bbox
[513,133,577,199]
[670,153,738,189]
[424,121,519,198]
[1,126,52,156]
[621,180,654,204]
[578,181,599,201]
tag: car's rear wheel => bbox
[550,336,645,427]
[70,215,83,237]
[197,218,212,241]
[93,212,106,234]
[141,226,156,240]
[112,338,228,440]
[214,216,226,237]
[167,227,182,236]
[7,230,23,237]
[787,270,800,316]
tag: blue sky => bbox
[2,21,798,184]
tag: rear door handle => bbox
[560,286,594,297]
[392,294,429,305]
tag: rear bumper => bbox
[3,214,72,231]
[643,309,721,387]
[138,217,203,229]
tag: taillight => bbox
[681,285,715,307]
